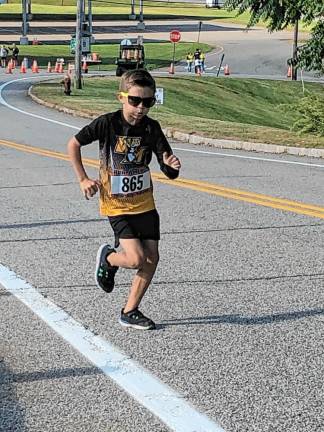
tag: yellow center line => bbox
[1,139,324,220]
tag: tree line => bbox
[225,0,324,75]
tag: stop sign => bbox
[170,30,181,43]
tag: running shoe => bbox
[95,244,118,293]
[119,308,156,330]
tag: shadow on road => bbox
[0,217,104,230]
[0,359,26,432]
[11,365,103,383]
[159,308,324,328]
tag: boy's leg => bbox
[107,238,159,311]
[123,239,159,313]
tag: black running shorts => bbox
[108,209,160,248]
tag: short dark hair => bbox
[119,69,156,93]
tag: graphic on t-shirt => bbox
[114,136,145,164]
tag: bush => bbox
[292,95,324,136]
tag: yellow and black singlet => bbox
[75,110,179,216]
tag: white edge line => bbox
[173,147,324,169]
[1,76,323,170]
[0,263,225,432]
[0,76,80,130]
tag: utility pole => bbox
[292,19,299,81]
[21,0,29,44]
[129,0,136,19]
[26,0,31,16]
[197,21,202,44]
[75,0,83,89]
[88,0,93,41]
[138,0,145,30]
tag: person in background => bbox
[200,51,206,72]
[185,52,193,72]
[10,43,19,67]
[0,45,8,68]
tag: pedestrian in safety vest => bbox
[200,51,206,72]
[186,52,194,72]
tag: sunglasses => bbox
[120,92,156,108]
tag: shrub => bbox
[292,94,324,136]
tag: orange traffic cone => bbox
[20,61,27,73]
[58,62,64,73]
[6,61,13,74]
[47,61,52,73]
[32,59,39,73]
[169,62,174,75]
[82,60,88,73]
[287,65,292,78]
[224,64,230,76]
[54,61,59,73]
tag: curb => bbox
[163,129,324,159]
[28,86,324,160]
[28,85,98,120]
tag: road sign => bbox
[155,88,164,105]
[170,30,181,43]
[70,37,76,53]
[70,35,91,54]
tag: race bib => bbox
[111,171,151,195]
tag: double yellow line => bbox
[1,138,324,220]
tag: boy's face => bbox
[118,85,155,125]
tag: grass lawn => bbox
[32,76,324,147]
[16,42,212,69]
[0,0,273,29]
[0,0,312,31]
[0,0,251,23]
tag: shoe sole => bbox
[119,318,155,330]
[94,244,114,292]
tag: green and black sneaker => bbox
[119,308,156,330]
[95,244,118,293]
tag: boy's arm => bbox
[153,123,181,179]
[162,152,181,178]
[67,136,101,200]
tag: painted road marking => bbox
[1,77,324,169]
[0,264,225,432]
[173,147,324,169]
[1,139,324,220]
[0,76,80,130]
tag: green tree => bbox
[224,0,324,74]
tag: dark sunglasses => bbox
[120,92,156,108]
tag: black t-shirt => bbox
[12,47,19,58]
[75,110,179,216]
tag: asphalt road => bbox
[1,73,324,432]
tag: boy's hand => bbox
[163,152,181,171]
[79,178,101,200]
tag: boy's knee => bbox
[127,253,145,269]
[147,252,159,267]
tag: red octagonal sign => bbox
[170,30,181,43]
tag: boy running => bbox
[67,70,181,330]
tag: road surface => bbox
[1,73,324,431]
